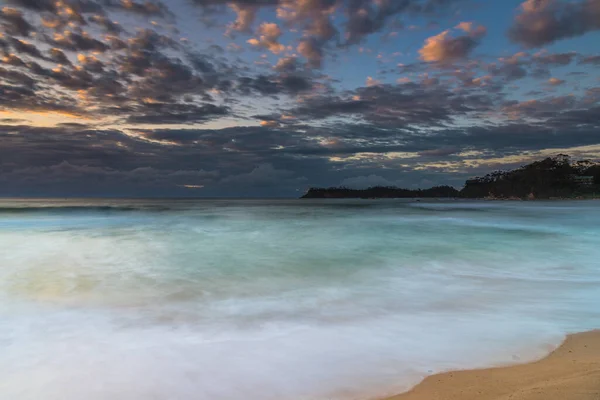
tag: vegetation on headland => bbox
[301,155,600,199]
[301,186,460,199]
[460,154,600,199]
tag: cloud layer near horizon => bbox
[1,0,599,196]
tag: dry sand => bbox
[385,330,600,400]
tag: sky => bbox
[0,0,599,197]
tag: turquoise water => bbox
[0,199,599,400]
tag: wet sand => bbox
[386,330,600,400]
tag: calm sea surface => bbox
[1,199,599,399]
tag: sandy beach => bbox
[386,330,600,400]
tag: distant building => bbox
[572,175,595,186]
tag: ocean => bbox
[0,198,599,400]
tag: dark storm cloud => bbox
[509,0,600,48]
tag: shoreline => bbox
[383,330,600,400]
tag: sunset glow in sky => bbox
[1,0,600,196]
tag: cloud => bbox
[125,103,230,124]
[419,23,486,63]
[533,50,577,66]
[284,80,494,128]
[0,66,37,88]
[1,0,600,197]
[235,73,312,96]
[0,161,219,196]
[273,56,298,72]
[366,76,381,86]
[6,0,171,17]
[0,7,34,36]
[343,0,461,44]
[77,53,104,72]
[509,0,600,48]
[485,52,529,81]
[221,163,304,187]
[579,54,600,65]
[340,174,404,188]
[88,14,124,33]
[2,87,600,197]
[418,147,460,157]
[297,37,324,68]
[50,30,109,52]
[547,77,565,86]
[229,3,259,32]
[47,48,72,65]
[189,0,463,68]
[106,0,173,17]
[7,38,48,60]
[247,22,286,54]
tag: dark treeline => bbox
[301,186,460,199]
[460,154,600,199]
[302,155,600,199]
